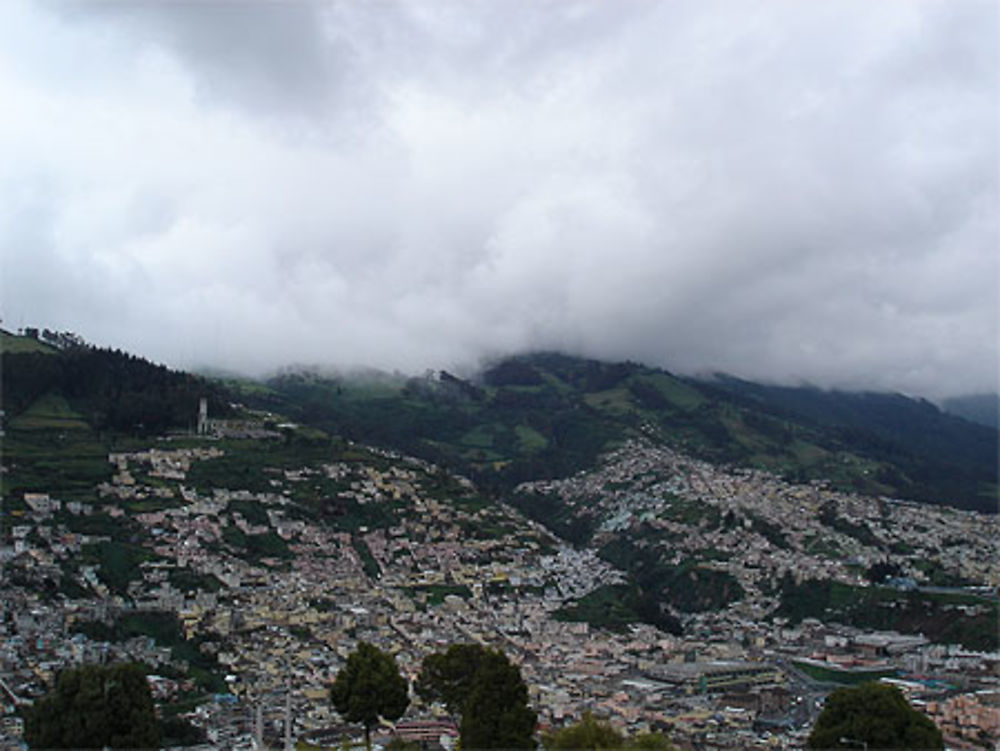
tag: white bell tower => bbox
[197,398,208,435]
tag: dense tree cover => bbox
[459,650,537,749]
[776,573,999,651]
[23,662,160,749]
[553,583,682,635]
[542,712,677,751]
[330,642,408,750]
[481,359,547,387]
[418,644,536,749]
[2,346,231,433]
[37,328,87,350]
[865,559,904,584]
[416,643,489,714]
[160,715,208,746]
[807,682,943,750]
[599,533,744,615]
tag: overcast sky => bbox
[1,1,996,398]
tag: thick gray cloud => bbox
[1,0,996,398]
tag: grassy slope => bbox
[9,393,89,430]
[0,330,58,354]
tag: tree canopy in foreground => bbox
[807,681,943,750]
[23,662,160,749]
[330,642,409,750]
[418,643,536,748]
[542,711,677,751]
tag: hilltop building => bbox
[195,398,279,440]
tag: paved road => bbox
[776,657,829,728]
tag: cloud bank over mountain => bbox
[1,0,996,397]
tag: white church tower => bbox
[197,398,208,435]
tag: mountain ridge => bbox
[2,332,996,513]
[2,329,998,749]
[239,351,997,514]
[941,392,1000,429]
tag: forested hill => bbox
[1,329,230,434]
[2,329,994,513]
[244,353,997,514]
[695,375,999,510]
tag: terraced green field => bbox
[9,393,89,430]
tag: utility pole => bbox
[284,677,293,751]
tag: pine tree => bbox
[418,644,536,749]
[23,663,161,749]
[330,642,409,750]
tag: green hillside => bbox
[8,393,89,431]
[694,376,999,510]
[1,336,235,506]
[2,346,231,434]
[246,353,997,513]
[4,338,994,512]
[1,329,58,354]
[3,339,994,646]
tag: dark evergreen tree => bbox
[807,682,943,750]
[330,642,408,750]
[1,345,232,434]
[418,644,535,749]
[415,642,489,713]
[23,662,160,749]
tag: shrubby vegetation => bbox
[79,540,160,594]
[543,712,677,751]
[554,583,681,635]
[599,533,744,616]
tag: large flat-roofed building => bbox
[645,661,782,694]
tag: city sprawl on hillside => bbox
[1,410,997,749]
